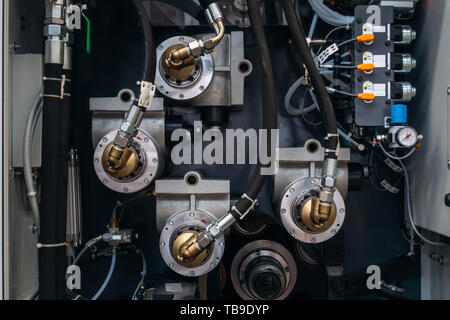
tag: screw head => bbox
[311,237,316,243]
[281,209,286,214]
[144,137,150,143]
[161,242,166,247]
[169,263,174,267]
[289,188,295,193]
[103,178,108,184]
[159,44,164,50]
[152,158,158,163]
[95,158,99,164]
[189,271,195,276]
[339,208,345,214]
[179,94,184,99]
[103,137,108,142]
[123,187,129,192]
[144,178,149,184]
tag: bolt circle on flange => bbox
[279,177,345,244]
[159,209,225,277]
[93,129,161,194]
[155,36,214,101]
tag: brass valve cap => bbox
[101,144,138,179]
[300,197,336,232]
[162,44,196,81]
[171,230,208,268]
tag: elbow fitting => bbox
[167,2,225,65]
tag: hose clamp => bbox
[231,193,258,220]
[41,75,71,99]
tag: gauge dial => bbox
[396,127,418,148]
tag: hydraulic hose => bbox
[39,62,70,300]
[132,0,156,82]
[178,0,279,262]
[283,0,338,158]
[283,0,339,218]
[198,0,215,10]
[233,0,279,216]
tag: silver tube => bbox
[23,88,43,232]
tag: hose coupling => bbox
[180,211,235,261]
[318,158,338,222]
[166,2,225,66]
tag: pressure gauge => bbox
[396,127,418,148]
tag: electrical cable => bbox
[379,142,416,161]
[132,250,147,300]
[397,159,448,247]
[307,0,354,26]
[91,253,117,300]
[72,235,102,266]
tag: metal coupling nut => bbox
[322,176,337,189]
[207,223,223,239]
[120,122,136,137]
[319,190,334,203]
[44,24,66,37]
[188,40,205,57]
[196,230,214,248]
[113,133,130,148]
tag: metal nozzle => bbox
[107,145,125,169]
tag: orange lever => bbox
[357,34,375,43]
[358,93,376,101]
[357,63,375,71]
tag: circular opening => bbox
[120,91,132,103]
[186,174,199,186]
[306,141,319,154]
[238,61,251,74]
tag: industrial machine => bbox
[1,0,449,301]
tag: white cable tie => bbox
[36,242,67,249]
[27,191,37,197]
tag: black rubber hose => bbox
[282,0,339,159]
[198,0,215,10]
[39,63,70,300]
[132,0,156,82]
[231,0,278,219]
